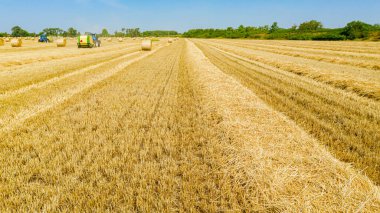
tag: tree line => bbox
[183,20,380,41]
[0,26,179,38]
[0,26,80,37]
[109,28,179,37]
[2,21,379,41]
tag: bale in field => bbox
[11,38,22,47]
[5,38,10,42]
[56,38,67,47]
[141,40,152,51]
[107,38,112,42]
[168,38,173,43]
[0,38,4,46]
[118,38,123,42]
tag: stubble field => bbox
[0,38,379,211]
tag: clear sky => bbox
[1,0,379,33]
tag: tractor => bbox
[77,33,101,48]
[38,34,53,43]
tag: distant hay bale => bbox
[141,40,152,51]
[56,38,67,47]
[118,38,123,42]
[107,38,112,42]
[5,38,10,42]
[168,38,173,43]
[11,38,22,47]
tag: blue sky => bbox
[0,0,379,33]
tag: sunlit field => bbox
[0,38,379,211]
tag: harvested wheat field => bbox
[0,38,379,211]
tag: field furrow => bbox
[200,40,380,100]
[0,40,141,68]
[0,45,145,93]
[0,51,141,99]
[193,39,380,184]
[211,39,380,70]
[0,43,166,132]
[238,39,380,54]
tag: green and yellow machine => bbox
[77,34,101,48]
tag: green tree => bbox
[11,26,29,37]
[41,28,64,36]
[290,24,297,31]
[342,21,372,40]
[225,27,234,38]
[236,25,247,38]
[0,32,9,37]
[126,28,141,37]
[142,30,178,37]
[298,20,323,31]
[269,22,280,33]
[101,28,109,37]
[67,27,79,37]
[114,31,124,37]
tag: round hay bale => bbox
[168,38,173,43]
[5,38,10,42]
[107,38,112,42]
[118,38,123,42]
[56,38,67,47]
[11,38,22,47]
[0,38,4,46]
[141,40,152,51]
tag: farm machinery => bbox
[38,34,53,43]
[77,33,101,48]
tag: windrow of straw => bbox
[186,39,380,212]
